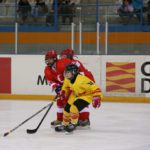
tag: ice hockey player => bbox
[60,48,95,82]
[44,50,72,126]
[60,48,95,126]
[55,64,102,133]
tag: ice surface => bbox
[0,100,150,150]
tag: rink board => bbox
[0,55,150,102]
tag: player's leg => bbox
[55,103,71,132]
[78,107,90,127]
[65,99,90,132]
[51,97,64,126]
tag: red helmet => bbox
[45,50,57,66]
[61,48,74,59]
[45,50,57,60]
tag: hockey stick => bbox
[3,100,55,137]
[26,101,54,134]
[26,95,57,134]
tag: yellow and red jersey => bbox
[62,74,102,104]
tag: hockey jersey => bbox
[44,58,72,90]
[62,74,102,104]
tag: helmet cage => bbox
[45,50,57,67]
[64,64,79,80]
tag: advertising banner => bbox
[101,56,150,97]
[0,57,11,94]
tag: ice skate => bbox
[78,119,90,127]
[55,125,66,132]
[65,123,77,133]
[51,120,62,126]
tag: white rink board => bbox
[3,55,101,95]
[11,55,49,95]
[0,55,150,97]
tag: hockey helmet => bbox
[61,48,74,59]
[64,64,79,80]
[45,49,57,67]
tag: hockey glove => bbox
[58,90,67,107]
[92,96,101,108]
[58,90,66,101]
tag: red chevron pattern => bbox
[106,62,135,92]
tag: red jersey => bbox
[71,59,95,82]
[56,58,72,75]
[44,58,72,90]
[44,65,63,89]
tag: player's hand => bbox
[92,96,101,108]
[57,90,67,106]
[58,90,66,101]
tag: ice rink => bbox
[0,100,150,150]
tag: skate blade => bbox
[77,126,91,130]
[51,124,62,129]
[65,131,74,135]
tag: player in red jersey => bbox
[44,50,72,126]
[59,48,95,126]
[60,48,95,82]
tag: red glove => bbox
[58,90,67,107]
[92,96,101,108]
[58,90,66,101]
[51,83,60,91]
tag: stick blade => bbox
[3,132,9,137]
[26,129,37,134]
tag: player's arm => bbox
[86,79,103,108]
[44,68,61,92]
[61,78,70,95]
[57,78,70,101]
[73,60,95,82]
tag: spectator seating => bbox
[0,0,147,26]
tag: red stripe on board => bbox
[106,62,135,69]
[106,85,135,92]
[107,78,135,85]
[0,58,11,93]
[106,70,134,76]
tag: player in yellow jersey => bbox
[55,64,103,132]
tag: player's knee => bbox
[70,105,79,114]
[63,110,70,117]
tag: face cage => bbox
[64,69,78,80]
[45,57,56,67]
